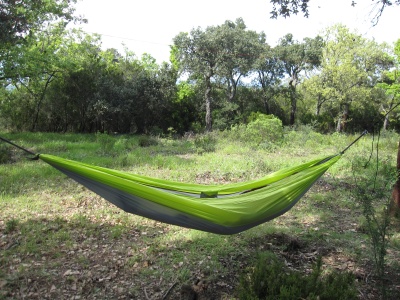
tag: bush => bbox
[138,135,158,147]
[232,114,283,147]
[95,132,115,154]
[238,251,357,300]
[193,133,216,154]
[351,150,395,299]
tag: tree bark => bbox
[263,94,271,115]
[382,99,394,130]
[204,74,213,132]
[336,102,349,132]
[289,84,296,126]
[390,140,400,217]
[383,114,390,130]
[315,94,322,116]
[288,75,298,126]
[226,75,240,103]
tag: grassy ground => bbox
[1,129,400,299]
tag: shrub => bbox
[193,133,216,154]
[232,114,283,147]
[238,251,357,300]
[138,135,158,147]
[95,132,115,154]
[149,126,164,137]
[351,151,394,299]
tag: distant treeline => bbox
[1,18,399,134]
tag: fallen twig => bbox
[144,286,150,300]
[162,282,178,300]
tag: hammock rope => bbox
[0,132,367,234]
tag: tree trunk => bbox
[289,77,297,126]
[390,140,400,217]
[383,114,390,130]
[383,99,394,130]
[204,74,213,132]
[226,75,240,103]
[263,94,271,115]
[290,98,296,126]
[315,94,322,116]
[336,102,349,132]
[289,85,296,126]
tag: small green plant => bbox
[238,251,357,300]
[5,218,19,233]
[167,127,177,139]
[352,154,394,299]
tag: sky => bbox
[73,0,400,63]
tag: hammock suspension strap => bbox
[0,136,39,160]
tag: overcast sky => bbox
[73,0,400,63]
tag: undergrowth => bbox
[351,145,396,299]
[238,251,357,300]
[0,144,12,164]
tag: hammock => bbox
[0,133,366,235]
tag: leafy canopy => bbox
[0,0,81,46]
[269,0,399,24]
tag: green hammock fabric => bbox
[38,153,341,234]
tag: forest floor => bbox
[1,130,400,299]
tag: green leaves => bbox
[301,25,393,132]
[269,0,311,19]
[0,0,81,48]
[173,19,267,130]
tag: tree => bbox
[377,39,400,216]
[275,33,324,125]
[214,19,265,103]
[318,25,392,132]
[269,0,399,24]
[173,27,220,131]
[1,22,72,131]
[211,19,266,128]
[0,0,80,45]
[252,44,285,115]
[173,19,266,131]
[0,0,82,78]
[302,73,336,117]
[378,39,400,130]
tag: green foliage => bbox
[173,18,266,131]
[351,149,395,299]
[138,135,159,147]
[5,218,19,234]
[0,0,81,48]
[0,144,12,164]
[95,132,115,155]
[232,114,283,147]
[0,17,396,135]
[238,251,357,300]
[275,33,324,125]
[193,133,216,154]
[308,25,392,133]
